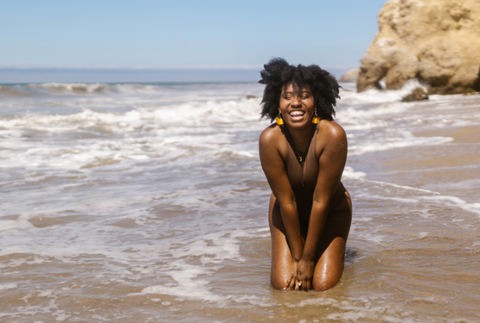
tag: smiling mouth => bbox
[289,111,305,120]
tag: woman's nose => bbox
[291,96,301,108]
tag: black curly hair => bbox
[259,58,340,122]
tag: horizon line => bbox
[0,64,358,71]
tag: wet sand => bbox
[1,84,480,322]
[341,122,480,322]
[416,124,480,144]
[356,124,480,202]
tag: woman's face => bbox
[279,82,315,129]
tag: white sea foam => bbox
[0,283,17,291]
[0,99,266,171]
[422,179,480,192]
[348,132,453,156]
[360,194,420,204]
[0,218,35,231]
[1,82,480,321]
[357,233,387,245]
[417,232,429,239]
[0,99,260,131]
[342,166,367,180]
[135,262,223,303]
[361,178,439,194]
[130,228,266,305]
[338,79,426,105]
[173,231,245,264]
[419,195,480,216]
[27,82,113,94]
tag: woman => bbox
[258,58,352,291]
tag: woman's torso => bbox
[281,123,346,224]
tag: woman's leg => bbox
[312,192,352,291]
[268,194,298,290]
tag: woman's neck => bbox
[286,123,316,153]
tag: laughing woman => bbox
[258,58,352,291]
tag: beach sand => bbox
[338,122,480,322]
[1,84,479,322]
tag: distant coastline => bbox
[0,67,351,84]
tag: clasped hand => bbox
[286,259,314,291]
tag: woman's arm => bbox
[259,126,304,261]
[297,122,348,289]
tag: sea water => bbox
[1,81,480,322]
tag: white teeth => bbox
[289,111,305,117]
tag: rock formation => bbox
[357,0,480,93]
[338,69,360,82]
[401,87,429,102]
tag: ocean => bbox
[1,80,479,322]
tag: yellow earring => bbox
[276,113,284,125]
[312,109,319,124]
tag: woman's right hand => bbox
[286,261,299,290]
[297,258,314,291]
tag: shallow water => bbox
[1,81,480,322]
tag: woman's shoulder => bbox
[317,119,347,142]
[259,123,288,159]
[259,123,283,145]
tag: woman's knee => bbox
[312,274,341,291]
[312,263,343,291]
[271,275,289,290]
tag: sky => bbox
[0,0,387,82]
[0,0,388,68]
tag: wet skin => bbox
[259,83,352,291]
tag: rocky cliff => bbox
[357,0,480,93]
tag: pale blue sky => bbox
[1,0,387,70]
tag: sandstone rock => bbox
[357,0,480,93]
[338,69,360,82]
[401,87,429,102]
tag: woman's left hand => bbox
[297,259,314,291]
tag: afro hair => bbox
[258,58,340,122]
